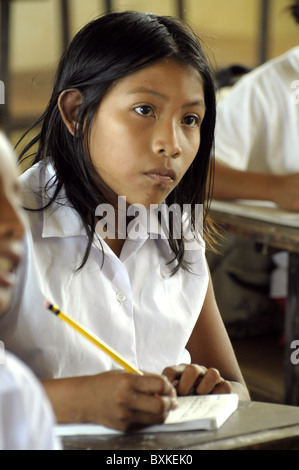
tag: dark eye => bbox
[134,105,155,116]
[183,115,200,127]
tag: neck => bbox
[104,237,126,257]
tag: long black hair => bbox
[18,11,217,273]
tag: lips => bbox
[145,167,176,184]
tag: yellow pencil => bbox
[44,301,143,375]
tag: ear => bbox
[58,89,83,135]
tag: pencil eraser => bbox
[43,301,51,308]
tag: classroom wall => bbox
[9,0,299,74]
[5,0,299,145]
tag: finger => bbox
[176,364,206,396]
[130,390,177,416]
[196,368,223,395]
[109,398,172,432]
[162,364,186,384]
[171,379,180,389]
[107,374,178,431]
[118,399,172,432]
[210,379,232,395]
[133,373,176,399]
[115,390,177,432]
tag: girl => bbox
[3,11,249,431]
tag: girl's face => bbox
[0,136,24,313]
[89,59,206,207]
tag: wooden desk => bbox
[60,401,299,451]
[210,201,299,406]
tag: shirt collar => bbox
[37,162,86,238]
[39,163,188,253]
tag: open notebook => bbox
[55,393,239,436]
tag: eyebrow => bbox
[127,87,206,109]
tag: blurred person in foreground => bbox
[0,131,61,450]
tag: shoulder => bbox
[19,159,52,186]
[217,48,299,118]
[19,160,56,209]
[231,47,299,92]
[258,47,299,82]
[274,46,299,66]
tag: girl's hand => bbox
[65,370,178,432]
[162,363,232,396]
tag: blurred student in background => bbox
[207,0,299,338]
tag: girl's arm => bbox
[163,270,250,401]
[213,162,299,212]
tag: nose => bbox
[0,197,25,240]
[152,119,182,158]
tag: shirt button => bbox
[116,291,126,303]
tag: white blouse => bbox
[215,46,299,174]
[1,162,209,379]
